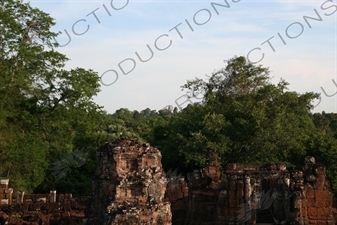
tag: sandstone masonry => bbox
[1,138,337,225]
[0,182,86,225]
[166,154,336,225]
[88,138,171,225]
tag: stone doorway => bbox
[255,178,275,224]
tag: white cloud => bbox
[25,0,336,113]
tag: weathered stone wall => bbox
[0,183,87,225]
[88,139,171,225]
[290,157,335,224]
[166,156,336,225]
[221,162,290,224]
[1,138,336,225]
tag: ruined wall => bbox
[166,156,336,225]
[88,139,171,225]
[291,157,335,224]
[0,181,86,225]
[1,137,336,225]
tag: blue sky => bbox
[27,0,336,113]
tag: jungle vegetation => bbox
[1,0,337,195]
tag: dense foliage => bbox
[152,57,337,192]
[160,56,320,168]
[0,0,104,192]
[1,0,337,195]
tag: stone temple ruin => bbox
[87,138,171,225]
[0,180,87,224]
[86,139,336,224]
[165,153,336,225]
[1,138,337,224]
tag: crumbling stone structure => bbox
[291,156,335,224]
[88,139,171,225]
[166,155,336,225]
[0,180,86,224]
[2,137,336,225]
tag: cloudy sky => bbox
[27,0,336,113]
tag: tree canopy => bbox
[2,1,337,195]
[0,0,103,192]
[152,57,337,193]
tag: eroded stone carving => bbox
[167,155,335,225]
[88,138,171,225]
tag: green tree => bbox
[0,0,102,192]
[155,56,320,172]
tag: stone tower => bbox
[88,138,171,225]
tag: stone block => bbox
[208,166,218,175]
[229,207,237,216]
[307,207,317,218]
[170,190,178,201]
[0,179,9,189]
[276,162,287,171]
[305,174,317,183]
[64,193,72,199]
[301,199,308,208]
[182,187,189,197]
[304,156,316,165]
[13,203,21,212]
[314,190,333,208]
[229,181,236,191]
[229,190,236,199]
[230,175,237,181]
[306,190,315,199]
[164,190,171,200]
[314,176,325,190]
[229,199,237,207]
[307,207,332,222]
[292,170,304,179]
[226,164,238,170]
[306,198,315,207]
[50,202,60,211]
[219,190,227,198]
[236,189,244,199]
[314,164,326,176]
[237,180,244,191]
[22,203,29,211]
[41,202,49,211]
[58,194,65,202]
[64,202,71,211]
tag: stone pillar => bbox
[0,178,9,189]
[244,176,251,205]
[17,191,24,204]
[5,188,13,205]
[0,199,8,205]
[50,190,56,202]
[90,139,172,225]
[291,156,335,224]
